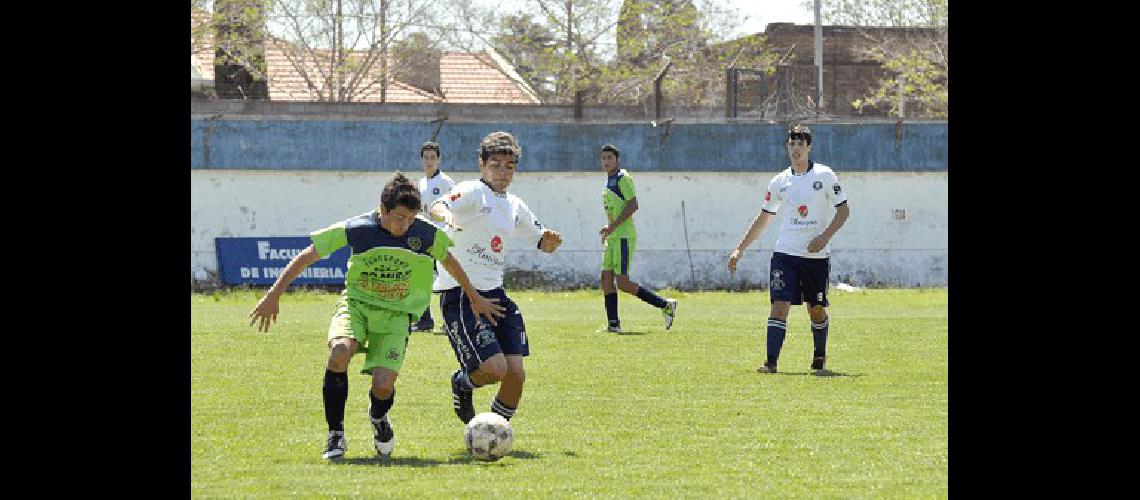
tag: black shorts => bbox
[440,287,529,372]
[769,252,830,307]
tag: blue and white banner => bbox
[215,237,349,285]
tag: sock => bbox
[604,292,619,326]
[635,285,669,309]
[453,369,481,391]
[322,369,349,432]
[812,317,829,358]
[369,388,395,421]
[419,306,432,324]
[491,397,517,421]
[766,318,788,365]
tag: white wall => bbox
[191,170,947,287]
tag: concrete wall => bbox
[191,170,947,288]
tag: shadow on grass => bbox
[755,369,861,378]
[614,330,648,336]
[332,449,542,467]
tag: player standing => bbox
[412,141,456,333]
[248,172,503,460]
[429,131,564,424]
[596,144,677,333]
[727,125,851,374]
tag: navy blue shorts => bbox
[769,252,830,307]
[440,287,529,372]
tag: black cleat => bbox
[757,361,777,373]
[409,320,434,333]
[451,370,475,424]
[811,355,826,372]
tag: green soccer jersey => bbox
[603,169,637,239]
[310,211,452,315]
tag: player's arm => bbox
[248,245,321,332]
[728,209,775,274]
[429,197,465,231]
[599,197,637,240]
[441,252,506,325]
[807,202,850,253]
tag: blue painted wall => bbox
[191,120,946,172]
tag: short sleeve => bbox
[310,221,348,258]
[826,171,848,207]
[515,200,545,243]
[426,226,453,261]
[438,182,478,215]
[761,175,782,213]
[618,174,637,200]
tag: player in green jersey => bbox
[597,144,677,333]
[248,172,503,460]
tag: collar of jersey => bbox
[790,161,814,176]
[607,169,622,180]
[480,178,508,197]
[428,169,442,179]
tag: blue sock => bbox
[635,285,668,309]
[812,317,829,358]
[604,292,619,326]
[766,318,787,365]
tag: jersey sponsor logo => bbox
[797,205,809,218]
[449,192,462,202]
[833,184,842,195]
[406,236,422,251]
[812,181,823,190]
[491,235,503,253]
[432,187,440,195]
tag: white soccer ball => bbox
[464,412,513,461]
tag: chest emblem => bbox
[797,205,809,218]
[812,180,823,190]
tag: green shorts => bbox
[327,295,413,375]
[602,236,636,275]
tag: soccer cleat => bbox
[596,325,622,333]
[451,370,475,424]
[756,361,777,373]
[662,299,678,330]
[322,430,346,460]
[372,414,395,456]
[811,355,826,372]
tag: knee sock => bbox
[322,369,349,432]
[812,317,829,358]
[491,397,517,421]
[766,318,788,365]
[635,285,668,309]
[604,292,619,326]
[369,388,395,421]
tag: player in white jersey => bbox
[728,125,851,374]
[411,141,456,333]
[429,131,564,425]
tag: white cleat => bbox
[663,299,678,331]
[372,415,395,457]
[322,430,346,460]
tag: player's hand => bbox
[248,294,281,333]
[468,294,505,326]
[598,225,613,242]
[540,229,563,253]
[728,248,742,274]
[443,211,463,232]
[807,235,829,253]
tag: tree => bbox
[806,0,948,117]
[488,13,561,102]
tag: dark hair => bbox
[600,144,620,158]
[420,141,441,158]
[787,124,812,145]
[478,131,522,162]
[381,171,421,211]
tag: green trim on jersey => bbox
[603,170,638,239]
[310,222,349,258]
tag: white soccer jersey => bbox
[760,162,848,258]
[417,170,456,229]
[432,179,546,291]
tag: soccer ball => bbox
[464,412,513,461]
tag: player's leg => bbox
[760,253,798,373]
[360,308,412,456]
[489,290,528,421]
[441,286,506,423]
[411,265,439,333]
[322,296,364,459]
[613,238,678,330]
[801,257,831,373]
[601,239,621,332]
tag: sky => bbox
[731,0,816,36]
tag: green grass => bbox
[192,288,947,498]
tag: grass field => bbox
[191,288,947,498]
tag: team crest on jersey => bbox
[386,348,400,361]
[406,236,422,251]
[771,270,785,291]
[432,187,440,195]
[491,235,503,253]
[812,181,823,190]
[798,205,809,218]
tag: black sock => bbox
[419,307,432,324]
[491,397,517,421]
[369,388,395,420]
[604,292,619,326]
[812,317,829,358]
[322,369,349,432]
[766,318,788,365]
[635,285,669,309]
